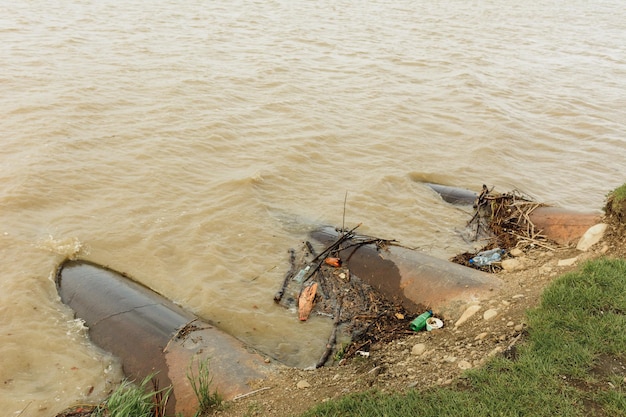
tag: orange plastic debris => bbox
[324,257,342,267]
[298,283,318,321]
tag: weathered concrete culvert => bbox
[526,206,603,245]
[56,260,277,417]
[310,227,502,320]
[425,182,478,205]
[425,183,602,245]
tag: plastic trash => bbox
[426,317,444,331]
[324,257,342,267]
[409,310,433,331]
[469,248,504,267]
[293,265,311,282]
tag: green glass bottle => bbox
[409,310,433,331]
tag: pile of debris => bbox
[271,185,565,365]
[452,185,554,271]
[273,225,414,367]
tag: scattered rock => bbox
[558,257,578,267]
[489,346,503,357]
[576,223,608,251]
[509,248,524,257]
[411,343,427,356]
[502,258,524,272]
[458,360,472,370]
[297,380,311,389]
[483,309,498,321]
[455,304,481,327]
[539,265,553,274]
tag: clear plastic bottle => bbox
[293,265,311,283]
[469,248,504,267]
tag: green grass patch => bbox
[610,184,626,203]
[93,372,171,417]
[301,258,626,417]
[606,183,626,220]
[187,355,223,415]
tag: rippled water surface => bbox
[1,1,625,415]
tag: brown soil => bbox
[212,217,626,417]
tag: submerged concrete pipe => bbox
[310,228,501,320]
[425,183,602,245]
[426,183,477,205]
[56,260,275,416]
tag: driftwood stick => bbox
[338,238,395,253]
[303,224,363,284]
[316,304,342,368]
[313,268,329,299]
[525,203,542,238]
[467,208,481,227]
[310,223,362,264]
[232,387,271,401]
[274,248,296,303]
[302,257,327,285]
[517,204,539,238]
[342,190,348,236]
[509,232,554,250]
[507,332,523,350]
[305,241,317,257]
[16,402,32,417]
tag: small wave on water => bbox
[35,236,89,260]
